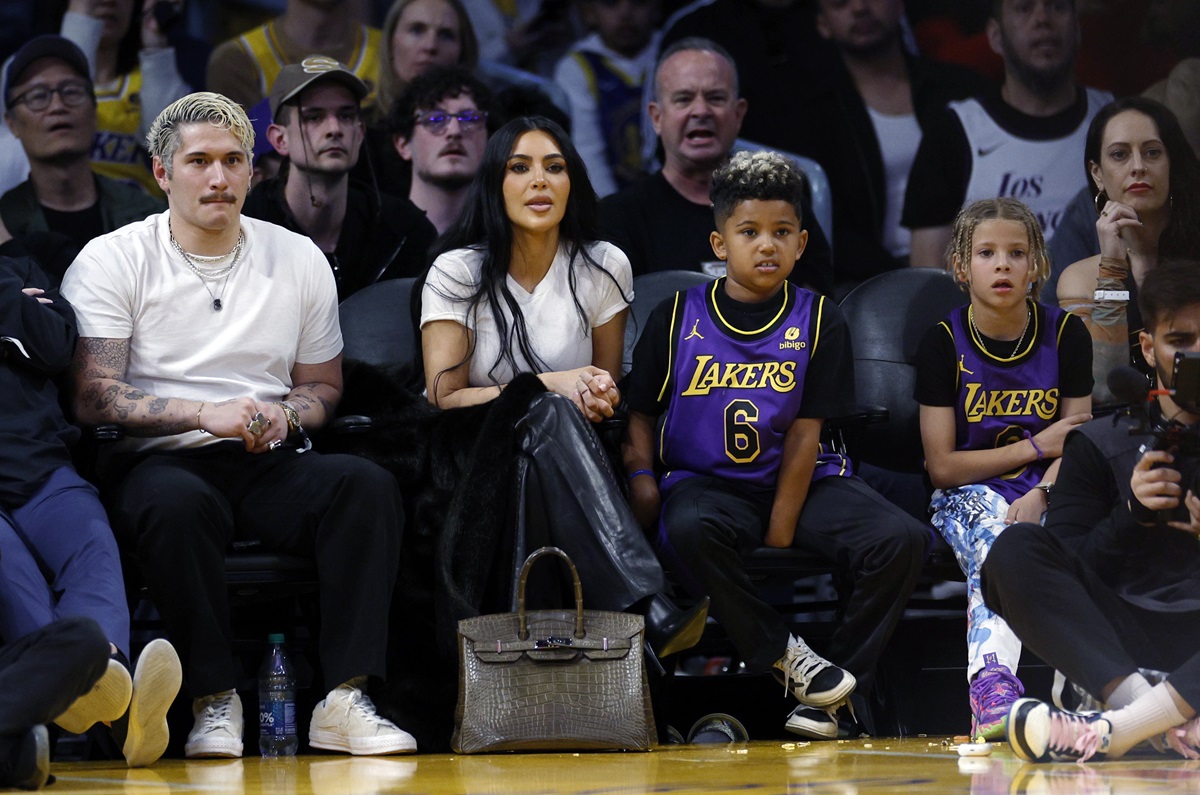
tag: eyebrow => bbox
[507,152,565,161]
[181,150,245,159]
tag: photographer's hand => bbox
[1167,491,1200,536]
[1130,449,1189,526]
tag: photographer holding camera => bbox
[981,259,1200,764]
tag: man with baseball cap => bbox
[242,56,435,301]
[2,35,162,280]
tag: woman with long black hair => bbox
[420,115,706,657]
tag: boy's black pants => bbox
[659,475,927,693]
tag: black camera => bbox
[1112,352,1200,524]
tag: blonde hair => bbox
[947,197,1050,299]
[146,92,255,177]
[376,0,479,121]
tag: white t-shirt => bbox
[421,240,632,386]
[866,106,921,259]
[62,212,342,452]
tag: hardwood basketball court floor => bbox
[44,738,1200,794]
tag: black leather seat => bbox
[838,267,970,575]
[339,277,419,372]
[624,270,715,374]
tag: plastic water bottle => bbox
[258,633,298,757]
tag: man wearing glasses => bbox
[243,57,435,302]
[1,36,163,281]
[390,66,493,235]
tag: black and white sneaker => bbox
[1009,698,1112,763]
[784,706,839,740]
[772,635,855,708]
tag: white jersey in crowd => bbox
[952,86,1111,241]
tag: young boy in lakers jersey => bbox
[623,151,928,739]
[915,197,1092,739]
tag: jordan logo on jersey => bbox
[684,320,704,340]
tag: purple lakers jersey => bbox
[948,300,1068,503]
[658,280,850,493]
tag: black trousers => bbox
[660,475,928,692]
[983,522,1200,709]
[0,616,109,736]
[518,394,665,611]
[108,443,403,698]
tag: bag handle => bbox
[517,546,585,641]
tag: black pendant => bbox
[213,299,223,311]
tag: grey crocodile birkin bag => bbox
[452,546,657,753]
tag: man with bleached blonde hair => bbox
[62,92,415,759]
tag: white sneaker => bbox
[308,685,417,755]
[773,635,856,708]
[784,705,840,740]
[124,638,183,767]
[185,690,244,758]
[54,657,133,735]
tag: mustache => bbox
[200,193,238,203]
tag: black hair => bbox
[710,150,805,227]
[1139,259,1200,333]
[1085,96,1200,261]
[428,116,623,387]
[387,65,494,140]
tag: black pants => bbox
[518,394,665,611]
[0,616,109,736]
[108,444,403,698]
[660,475,928,692]
[983,522,1200,709]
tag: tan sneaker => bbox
[123,639,182,767]
[54,658,132,735]
[308,685,416,755]
[185,690,244,758]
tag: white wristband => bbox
[1094,290,1130,302]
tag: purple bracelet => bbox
[1024,430,1044,460]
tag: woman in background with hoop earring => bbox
[1056,96,1200,404]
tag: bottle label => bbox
[260,693,296,738]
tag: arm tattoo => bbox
[77,338,130,377]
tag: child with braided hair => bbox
[914,197,1093,739]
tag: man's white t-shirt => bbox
[421,240,632,387]
[62,212,342,452]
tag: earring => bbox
[1093,186,1108,215]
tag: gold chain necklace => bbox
[969,303,1031,358]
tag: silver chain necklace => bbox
[168,223,245,311]
[970,303,1031,359]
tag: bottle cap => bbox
[268,633,285,644]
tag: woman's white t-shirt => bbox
[421,240,633,387]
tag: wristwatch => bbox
[277,401,302,434]
[1033,481,1054,494]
